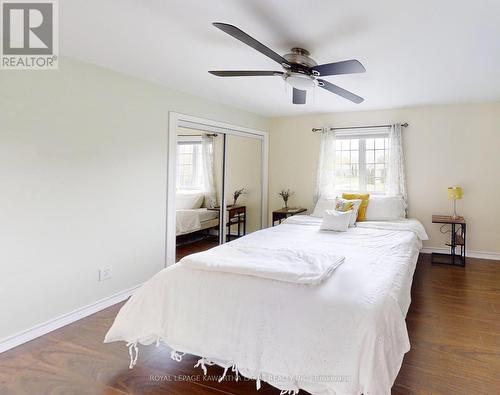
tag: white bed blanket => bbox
[181,241,344,284]
[105,218,427,395]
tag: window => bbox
[335,134,389,194]
[177,140,204,190]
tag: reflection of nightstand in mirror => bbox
[431,215,466,266]
[209,205,246,241]
[272,208,307,226]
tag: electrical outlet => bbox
[99,267,112,281]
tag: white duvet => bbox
[105,216,428,395]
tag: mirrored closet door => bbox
[225,134,263,240]
[172,119,266,264]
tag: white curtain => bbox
[201,134,217,208]
[314,129,337,202]
[386,123,408,205]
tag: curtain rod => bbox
[178,133,218,137]
[312,122,409,133]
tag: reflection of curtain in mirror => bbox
[201,134,217,208]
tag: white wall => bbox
[268,103,500,255]
[0,57,267,341]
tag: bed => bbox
[105,215,428,395]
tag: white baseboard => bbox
[0,283,142,354]
[420,247,500,261]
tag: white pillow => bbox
[320,210,352,232]
[335,198,362,227]
[176,191,204,210]
[311,198,336,218]
[365,196,406,221]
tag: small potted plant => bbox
[232,188,246,206]
[279,188,294,209]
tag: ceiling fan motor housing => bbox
[283,48,318,69]
[281,49,318,90]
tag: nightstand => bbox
[431,215,466,266]
[272,207,307,226]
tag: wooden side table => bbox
[209,205,246,241]
[272,207,307,226]
[431,215,466,266]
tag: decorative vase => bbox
[284,199,288,209]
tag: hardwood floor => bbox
[1,254,499,394]
[176,238,219,262]
[393,254,500,395]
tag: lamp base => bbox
[452,200,459,220]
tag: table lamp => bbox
[447,186,463,219]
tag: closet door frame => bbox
[166,112,268,267]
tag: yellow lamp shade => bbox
[448,186,463,200]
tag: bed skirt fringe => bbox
[170,350,185,362]
[193,356,215,375]
[125,341,299,394]
[126,342,138,369]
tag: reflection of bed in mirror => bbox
[175,191,219,237]
[176,208,219,236]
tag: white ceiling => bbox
[61,0,500,117]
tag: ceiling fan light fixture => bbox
[283,72,316,91]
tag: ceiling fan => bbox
[209,23,366,105]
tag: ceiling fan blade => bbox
[311,60,366,77]
[318,79,364,104]
[209,70,284,77]
[292,88,306,104]
[213,23,289,67]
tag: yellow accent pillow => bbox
[342,193,370,221]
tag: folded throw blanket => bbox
[181,244,344,285]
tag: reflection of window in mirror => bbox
[176,137,204,191]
